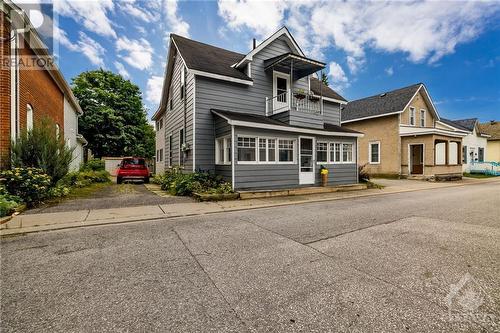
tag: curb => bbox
[1,178,498,236]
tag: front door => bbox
[299,137,315,184]
[273,72,289,113]
[410,144,424,175]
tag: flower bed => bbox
[153,167,234,199]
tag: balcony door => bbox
[299,137,315,185]
[273,72,289,113]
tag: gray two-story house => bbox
[152,27,363,190]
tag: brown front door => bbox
[411,145,423,175]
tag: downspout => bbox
[10,27,30,141]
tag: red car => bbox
[116,157,150,184]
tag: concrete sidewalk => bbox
[1,177,498,236]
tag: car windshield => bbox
[122,158,145,166]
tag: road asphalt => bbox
[1,181,499,332]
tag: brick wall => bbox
[0,10,64,169]
[0,11,11,169]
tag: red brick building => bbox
[1,1,85,169]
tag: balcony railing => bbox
[266,89,322,116]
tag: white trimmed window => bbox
[216,137,231,165]
[409,107,416,126]
[316,142,328,163]
[237,137,256,162]
[330,142,341,163]
[420,109,426,127]
[267,139,276,162]
[278,139,294,162]
[180,65,186,100]
[369,142,380,164]
[26,104,33,131]
[342,143,353,163]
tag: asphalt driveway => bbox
[25,183,193,214]
[1,181,499,332]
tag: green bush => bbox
[48,184,71,198]
[10,117,74,184]
[0,186,23,217]
[0,168,51,206]
[80,159,105,172]
[60,170,110,188]
[157,167,232,196]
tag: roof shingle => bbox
[309,77,346,102]
[479,121,500,140]
[341,83,422,122]
[171,34,251,82]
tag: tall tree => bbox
[72,70,155,158]
[321,72,329,87]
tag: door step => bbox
[238,184,367,200]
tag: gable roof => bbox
[341,83,440,123]
[479,121,500,140]
[309,77,347,103]
[211,109,362,137]
[171,34,252,83]
[234,26,304,68]
[439,118,476,132]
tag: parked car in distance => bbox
[116,157,150,184]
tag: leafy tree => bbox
[321,72,329,87]
[11,117,74,184]
[72,70,155,158]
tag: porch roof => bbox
[399,125,467,138]
[211,109,363,137]
[264,53,325,80]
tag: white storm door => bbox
[299,137,315,184]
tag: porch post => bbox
[445,141,449,165]
[290,59,294,110]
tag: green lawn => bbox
[463,173,498,179]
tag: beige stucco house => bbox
[342,83,467,179]
[479,121,500,162]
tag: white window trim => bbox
[420,109,426,127]
[236,135,296,165]
[178,128,184,166]
[26,104,33,131]
[315,141,356,164]
[409,106,416,126]
[369,141,381,165]
[316,141,328,163]
[215,135,231,165]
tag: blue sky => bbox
[20,0,500,122]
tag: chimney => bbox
[253,38,257,50]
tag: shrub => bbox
[157,167,233,196]
[60,170,110,188]
[48,184,71,198]
[358,163,370,182]
[0,168,52,206]
[0,186,23,217]
[80,159,105,172]
[10,117,74,184]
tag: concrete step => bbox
[238,183,367,200]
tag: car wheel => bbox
[117,177,122,184]
[144,177,150,184]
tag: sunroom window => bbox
[278,139,294,162]
[316,142,328,163]
[237,137,256,162]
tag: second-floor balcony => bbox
[266,89,323,115]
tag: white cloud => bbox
[385,66,394,76]
[77,32,106,67]
[116,37,153,70]
[163,0,190,37]
[218,1,500,74]
[55,0,116,38]
[146,75,164,105]
[328,62,349,92]
[119,0,158,22]
[55,28,105,67]
[217,0,286,38]
[114,61,130,79]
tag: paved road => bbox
[26,183,193,214]
[1,181,499,332]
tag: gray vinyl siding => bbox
[231,127,357,190]
[288,111,324,129]
[194,36,310,171]
[322,101,341,126]
[163,50,194,172]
